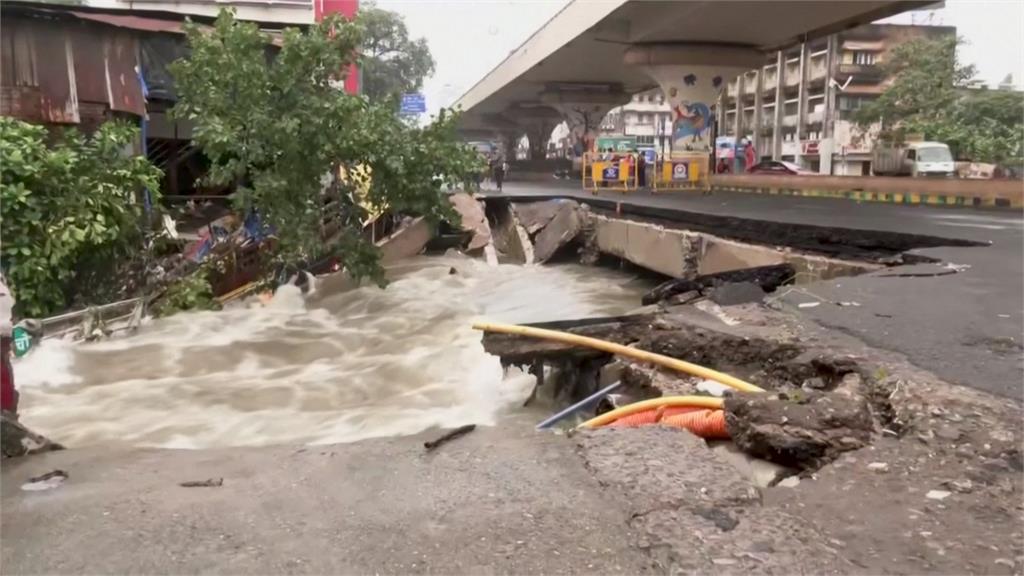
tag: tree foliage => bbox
[358,3,435,103]
[170,10,479,285]
[0,118,161,317]
[856,35,1024,164]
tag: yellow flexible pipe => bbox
[472,321,765,393]
[577,395,725,428]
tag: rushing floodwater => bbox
[16,255,648,449]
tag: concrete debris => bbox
[926,489,952,501]
[664,290,702,307]
[642,263,795,306]
[798,302,821,308]
[708,441,795,488]
[801,377,828,390]
[378,217,432,264]
[2,412,64,458]
[21,469,68,492]
[491,203,535,265]
[943,479,974,494]
[180,478,223,488]
[512,201,563,235]
[532,201,582,263]
[867,462,890,473]
[448,193,492,251]
[724,391,875,470]
[696,379,731,397]
[708,281,766,306]
[777,476,801,488]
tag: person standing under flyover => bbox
[491,155,506,192]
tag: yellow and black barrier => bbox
[651,155,709,193]
[582,152,639,194]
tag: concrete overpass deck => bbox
[482,181,1024,399]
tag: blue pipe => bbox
[535,380,623,430]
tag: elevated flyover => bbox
[456,1,929,154]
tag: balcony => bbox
[782,114,799,127]
[785,63,802,87]
[838,63,884,82]
[808,54,828,81]
[806,109,825,124]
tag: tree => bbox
[358,3,435,103]
[856,34,1023,164]
[0,118,161,317]
[170,10,479,285]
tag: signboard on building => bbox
[399,93,426,116]
[596,136,636,152]
[802,140,820,155]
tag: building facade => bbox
[718,23,955,175]
[599,89,674,156]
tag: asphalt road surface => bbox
[490,181,1024,399]
[1,415,652,575]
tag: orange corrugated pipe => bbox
[606,406,730,439]
[608,405,703,427]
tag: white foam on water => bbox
[17,255,647,449]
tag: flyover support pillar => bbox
[540,88,630,166]
[625,44,763,179]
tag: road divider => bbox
[709,174,1022,208]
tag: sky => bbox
[377,0,1024,116]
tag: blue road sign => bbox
[400,93,426,116]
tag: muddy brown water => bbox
[16,255,650,449]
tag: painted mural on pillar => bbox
[672,101,712,149]
[667,77,716,153]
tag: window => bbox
[839,95,872,111]
[853,51,876,65]
[917,146,952,163]
[637,135,655,145]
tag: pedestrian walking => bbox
[492,156,506,192]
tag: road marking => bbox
[935,222,1018,231]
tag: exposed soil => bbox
[487,301,1023,575]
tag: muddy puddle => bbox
[16,255,650,449]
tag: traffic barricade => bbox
[652,154,710,193]
[582,152,639,194]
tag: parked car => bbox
[745,160,815,175]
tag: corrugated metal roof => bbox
[0,13,145,124]
[67,11,188,34]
